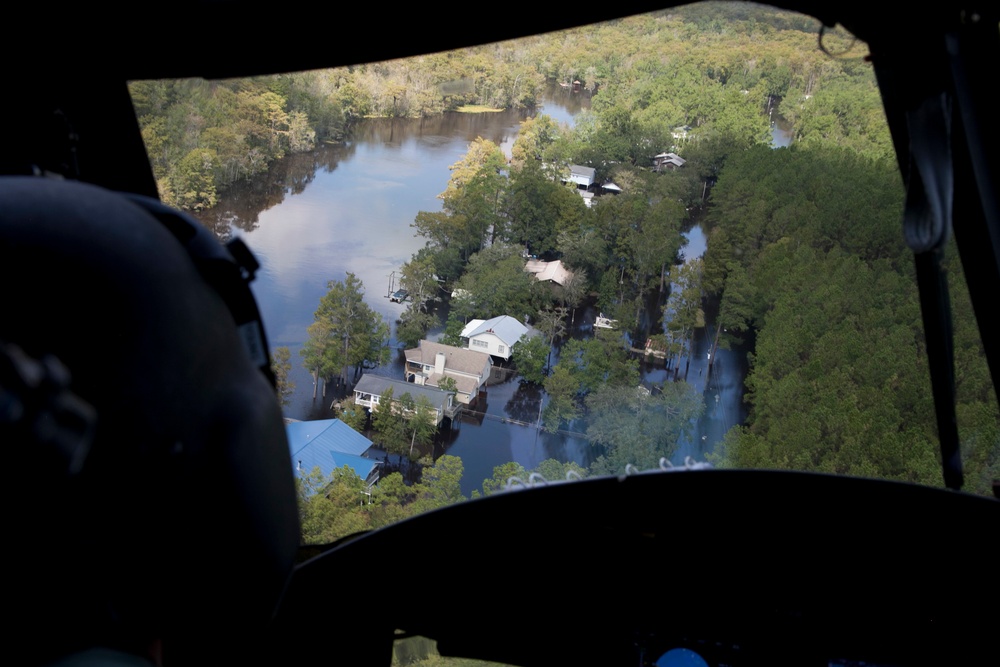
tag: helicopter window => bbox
[128,1,999,547]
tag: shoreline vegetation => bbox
[135,2,997,542]
[129,2,892,214]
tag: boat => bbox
[595,312,618,329]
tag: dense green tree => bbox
[396,309,437,349]
[372,387,408,454]
[533,458,588,482]
[453,244,547,322]
[505,160,583,255]
[480,462,528,496]
[556,267,589,325]
[300,319,335,398]
[542,365,582,432]
[170,148,218,211]
[370,388,440,458]
[587,381,705,475]
[510,114,560,170]
[512,333,550,384]
[440,137,508,249]
[663,258,705,371]
[297,466,371,545]
[696,143,992,488]
[402,393,438,458]
[301,273,390,388]
[555,328,639,397]
[271,346,295,408]
[337,396,369,432]
[437,312,466,348]
[400,251,441,313]
[410,455,466,514]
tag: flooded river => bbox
[196,87,747,496]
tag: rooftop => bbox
[405,340,492,375]
[355,374,454,412]
[525,258,573,286]
[460,315,529,346]
[285,419,378,485]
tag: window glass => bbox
[130,2,999,547]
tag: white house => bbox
[566,164,596,189]
[353,374,456,424]
[404,340,493,405]
[459,315,529,361]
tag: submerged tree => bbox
[513,333,550,384]
[301,273,390,391]
[587,382,704,475]
[271,346,295,408]
[663,258,704,375]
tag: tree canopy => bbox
[301,273,390,388]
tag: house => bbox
[460,315,529,361]
[286,418,380,489]
[353,373,457,423]
[404,340,492,405]
[525,258,574,286]
[565,164,596,189]
[653,152,687,171]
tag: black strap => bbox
[903,93,963,490]
[122,193,277,389]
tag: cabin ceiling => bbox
[7,2,977,81]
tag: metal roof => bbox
[287,419,373,457]
[286,419,378,486]
[355,374,453,412]
[460,315,529,347]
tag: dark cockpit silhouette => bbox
[2,3,997,666]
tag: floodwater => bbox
[196,85,748,496]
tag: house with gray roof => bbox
[653,152,687,171]
[566,164,596,189]
[353,373,457,424]
[286,418,380,489]
[404,340,492,405]
[459,315,529,361]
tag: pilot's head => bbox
[0,177,300,665]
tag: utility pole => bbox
[707,321,722,375]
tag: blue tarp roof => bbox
[286,419,378,484]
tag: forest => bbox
[133,2,998,545]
